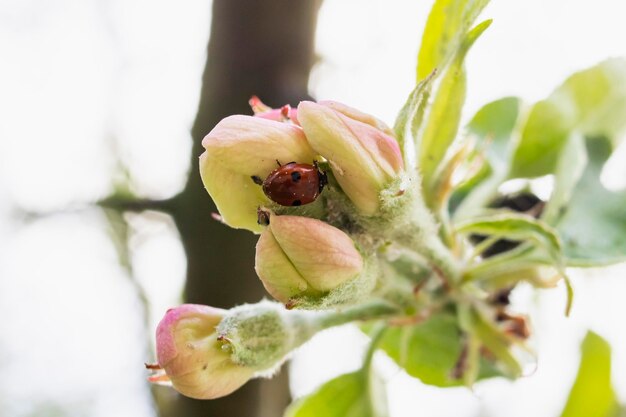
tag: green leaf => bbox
[466,305,522,378]
[556,137,626,266]
[463,243,546,282]
[457,305,505,384]
[394,72,436,169]
[562,59,626,142]
[285,370,388,417]
[542,133,587,224]
[560,331,619,417]
[456,213,563,262]
[452,97,522,219]
[457,213,573,313]
[510,58,626,178]
[419,20,492,195]
[374,312,463,387]
[416,0,490,81]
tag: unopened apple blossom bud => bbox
[297,101,404,215]
[154,304,254,399]
[255,214,365,306]
[200,115,316,232]
[318,100,394,136]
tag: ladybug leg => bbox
[251,175,264,186]
[276,160,296,167]
[318,171,328,193]
[313,160,325,176]
[315,161,329,193]
[256,207,271,226]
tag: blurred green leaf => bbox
[416,0,490,81]
[419,20,492,194]
[560,331,619,417]
[285,370,388,417]
[452,97,522,219]
[556,137,626,266]
[457,305,500,385]
[467,97,522,147]
[542,133,587,224]
[510,58,626,178]
[466,306,522,378]
[374,313,463,386]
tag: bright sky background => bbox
[0,1,625,416]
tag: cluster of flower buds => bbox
[146,0,605,401]
[200,98,407,308]
[149,94,546,399]
[150,98,409,398]
[200,99,406,232]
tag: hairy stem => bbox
[394,222,461,286]
[317,299,401,329]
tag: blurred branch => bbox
[98,194,173,213]
[95,1,322,415]
[164,1,323,416]
[102,208,152,337]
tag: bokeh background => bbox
[1,1,625,416]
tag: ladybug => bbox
[251,161,327,207]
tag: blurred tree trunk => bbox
[168,1,322,416]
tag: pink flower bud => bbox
[155,304,255,399]
[317,100,394,136]
[200,115,317,232]
[255,214,364,305]
[297,101,404,215]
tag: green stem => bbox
[438,208,457,250]
[317,299,400,329]
[468,235,499,260]
[387,190,462,284]
[395,223,461,284]
[362,322,387,372]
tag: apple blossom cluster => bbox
[146,97,534,400]
[146,99,428,397]
[142,0,626,407]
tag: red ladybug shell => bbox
[262,162,326,206]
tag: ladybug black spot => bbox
[292,200,302,206]
[291,171,301,182]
